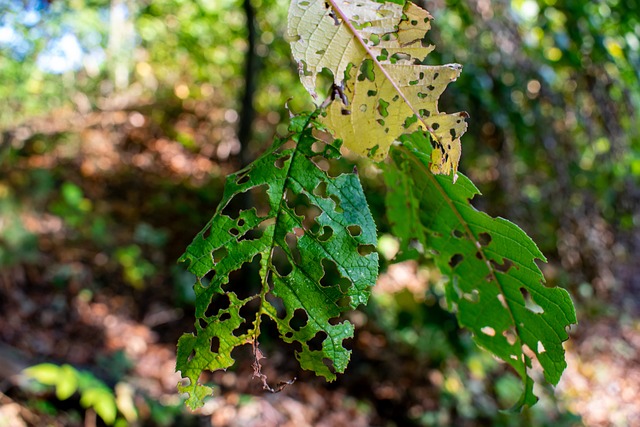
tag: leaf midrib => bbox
[325,0,441,144]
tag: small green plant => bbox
[23,363,133,425]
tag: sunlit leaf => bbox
[288,0,467,176]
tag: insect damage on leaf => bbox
[176,114,378,409]
[287,0,468,178]
[384,132,577,410]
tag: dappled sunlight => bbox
[1,0,638,424]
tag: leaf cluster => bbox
[176,0,576,411]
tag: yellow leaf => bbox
[288,0,468,177]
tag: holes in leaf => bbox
[327,195,342,213]
[520,288,544,314]
[452,229,464,238]
[285,232,302,264]
[322,358,336,374]
[320,259,339,288]
[522,344,536,359]
[320,259,351,293]
[219,312,231,322]
[213,246,228,263]
[347,225,362,237]
[312,156,331,173]
[285,188,309,211]
[187,350,195,363]
[210,336,220,353]
[308,331,327,351]
[232,320,252,338]
[285,331,293,339]
[318,226,334,242]
[311,140,324,154]
[409,239,424,254]
[480,326,496,337]
[337,296,351,308]
[313,181,328,198]
[478,232,492,247]
[449,253,463,268]
[221,202,238,220]
[328,316,341,326]
[491,258,513,273]
[221,184,269,219]
[377,99,390,118]
[537,341,546,354]
[475,251,483,260]
[228,254,262,300]
[358,244,376,256]
[238,227,264,242]
[272,246,293,277]
[229,228,239,237]
[289,309,308,331]
[265,293,286,319]
[497,294,508,309]
[376,49,388,61]
[201,270,216,288]
[274,154,290,169]
[390,52,411,63]
[503,327,517,345]
[205,293,231,319]
[368,144,380,159]
[236,173,250,185]
[462,289,479,303]
[358,59,375,82]
[302,206,322,231]
[233,300,258,337]
[202,225,212,240]
[432,122,440,130]
[403,114,418,129]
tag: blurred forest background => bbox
[1,0,639,425]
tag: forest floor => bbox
[1,107,639,427]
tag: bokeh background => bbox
[1,0,639,425]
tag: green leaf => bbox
[80,387,117,425]
[177,114,379,409]
[384,131,576,410]
[56,364,79,400]
[23,363,62,386]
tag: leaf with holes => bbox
[384,132,577,410]
[287,0,468,177]
[176,114,378,409]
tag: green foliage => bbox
[24,363,123,425]
[176,0,577,412]
[176,113,378,409]
[385,132,576,409]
